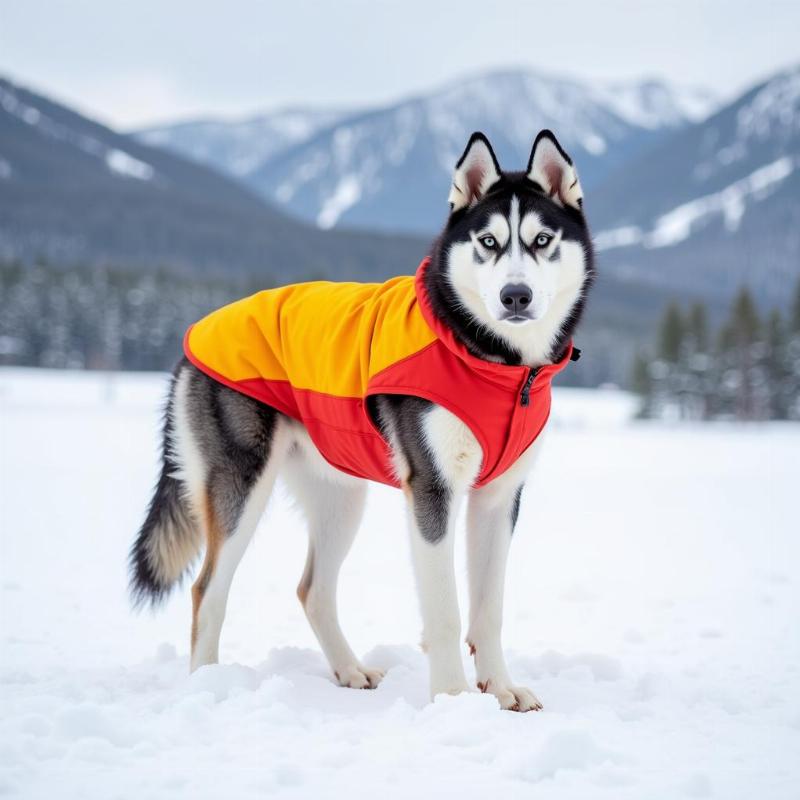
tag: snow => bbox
[646,156,795,246]
[595,157,796,251]
[581,133,607,155]
[275,150,330,203]
[693,66,799,181]
[136,109,346,177]
[737,65,800,142]
[591,81,719,129]
[1,368,798,799]
[105,148,155,181]
[594,226,643,252]
[316,174,363,228]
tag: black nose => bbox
[500,284,532,315]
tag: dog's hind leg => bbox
[190,461,280,671]
[178,368,288,671]
[282,440,382,689]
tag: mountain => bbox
[133,70,717,233]
[3,73,767,386]
[592,65,800,306]
[0,77,425,283]
[137,108,348,178]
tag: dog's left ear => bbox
[527,130,583,210]
[448,132,502,212]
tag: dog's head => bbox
[433,130,594,362]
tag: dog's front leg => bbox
[405,481,470,699]
[377,399,480,700]
[465,478,542,712]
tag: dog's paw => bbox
[477,679,542,712]
[334,664,384,690]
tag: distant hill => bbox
[0,77,426,283]
[138,107,348,178]
[592,65,800,307]
[135,69,717,233]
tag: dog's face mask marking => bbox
[443,132,591,349]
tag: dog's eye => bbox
[535,233,552,248]
[479,235,497,249]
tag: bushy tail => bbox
[129,379,202,607]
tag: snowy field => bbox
[1,368,798,799]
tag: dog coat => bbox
[184,257,574,488]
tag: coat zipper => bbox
[520,368,538,407]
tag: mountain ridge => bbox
[3,69,795,384]
[136,67,718,233]
[591,64,800,305]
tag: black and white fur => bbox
[130,130,594,712]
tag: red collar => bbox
[413,257,573,383]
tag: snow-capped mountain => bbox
[592,65,800,304]
[133,70,717,233]
[0,77,424,281]
[137,108,348,178]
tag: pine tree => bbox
[685,301,711,419]
[732,288,760,343]
[687,303,709,353]
[720,288,765,420]
[630,351,653,417]
[765,309,790,419]
[659,302,684,363]
[651,302,687,418]
[791,277,800,334]
[787,276,800,419]
[627,282,799,422]
[631,351,651,396]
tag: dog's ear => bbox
[527,130,583,210]
[448,132,502,212]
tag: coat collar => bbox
[413,257,573,385]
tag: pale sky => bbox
[1,0,797,130]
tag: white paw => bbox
[334,664,384,689]
[477,679,542,712]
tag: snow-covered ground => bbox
[1,369,798,799]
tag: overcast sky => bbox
[1,0,797,130]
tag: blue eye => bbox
[480,235,497,249]
[535,233,552,248]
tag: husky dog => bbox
[130,130,594,712]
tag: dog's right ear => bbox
[448,132,502,212]
[527,130,583,210]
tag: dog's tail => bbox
[129,370,202,608]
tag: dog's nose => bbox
[500,284,532,315]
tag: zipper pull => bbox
[520,369,537,406]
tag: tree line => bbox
[631,277,800,421]
[0,260,266,371]
[3,259,799,423]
